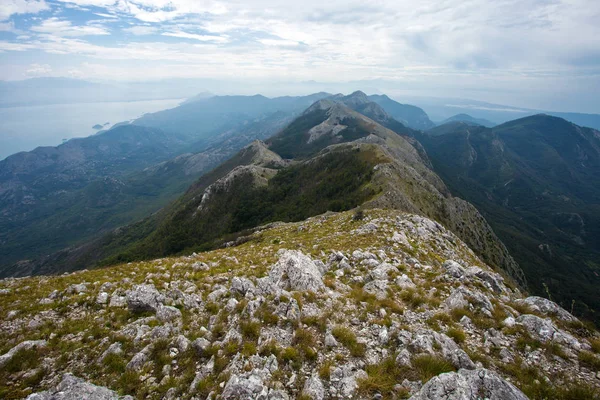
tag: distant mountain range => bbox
[1,89,599,325]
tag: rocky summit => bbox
[1,209,600,399]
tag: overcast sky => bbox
[0,0,599,112]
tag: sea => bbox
[0,98,184,160]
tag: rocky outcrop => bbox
[409,368,528,400]
[258,250,325,294]
[126,284,165,314]
[0,340,46,368]
[26,374,133,399]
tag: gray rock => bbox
[231,277,256,296]
[192,337,211,355]
[260,250,325,293]
[367,262,399,282]
[408,368,528,400]
[126,345,151,371]
[96,292,109,305]
[191,262,210,271]
[173,335,191,352]
[126,284,164,314]
[516,314,581,349]
[26,373,133,399]
[302,375,325,400]
[442,260,465,278]
[98,342,122,364]
[396,348,412,367]
[67,283,87,294]
[395,274,416,289]
[330,364,367,397]
[156,305,182,323]
[207,284,228,302]
[325,333,339,347]
[0,340,47,368]
[363,279,388,300]
[222,369,270,399]
[517,296,577,322]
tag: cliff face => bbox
[1,209,598,399]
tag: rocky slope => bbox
[416,115,600,323]
[1,209,599,399]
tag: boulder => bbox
[156,305,182,323]
[408,368,528,400]
[0,340,47,368]
[363,279,388,300]
[259,250,325,293]
[302,375,325,400]
[516,296,577,322]
[443,260,466,279]
[126,284,164,314]
[26,373,133,400]
[231,277,256,296]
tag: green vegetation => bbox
[332,326,366,357]
[105,148,378,264]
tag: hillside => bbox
[1,209,599,399]
[0,96,323,275]
[14,93,525,292]
[416,114,600,322]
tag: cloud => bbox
[162,31,228,42]
[25,62,51,76]
[31,17,110,36]
[122,25,157,35]
[0,0,49,21]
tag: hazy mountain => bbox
[0,94,329,275]
[439,114,496,127]
[406,96,600,130]
[15,93,525,291]
[416,114,600,322]
[368,94,435,130]
[132,93,330,142]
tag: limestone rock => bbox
[408,368,528,400]
[26,373,133,400]
[126,284,165,314]
[156,305,182,323]
[0,340,47,368]
[516,296,577,322]
[302,375,325,400]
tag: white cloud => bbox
[122,25,157,35]
[31,17,110,36]
[162,31,228,42]
[25,62,51,76]
[0,0,49,21]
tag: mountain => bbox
[403,96,600,130]
[368,94,435,130]
[0,94,328,274]
[1,208,599,399]
[133,93,330,143]
[415,114,600,322]
[16,93,525,291]
[439,114,496,127]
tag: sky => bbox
[0,0,599,113]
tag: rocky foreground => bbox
[0,209,599,399]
